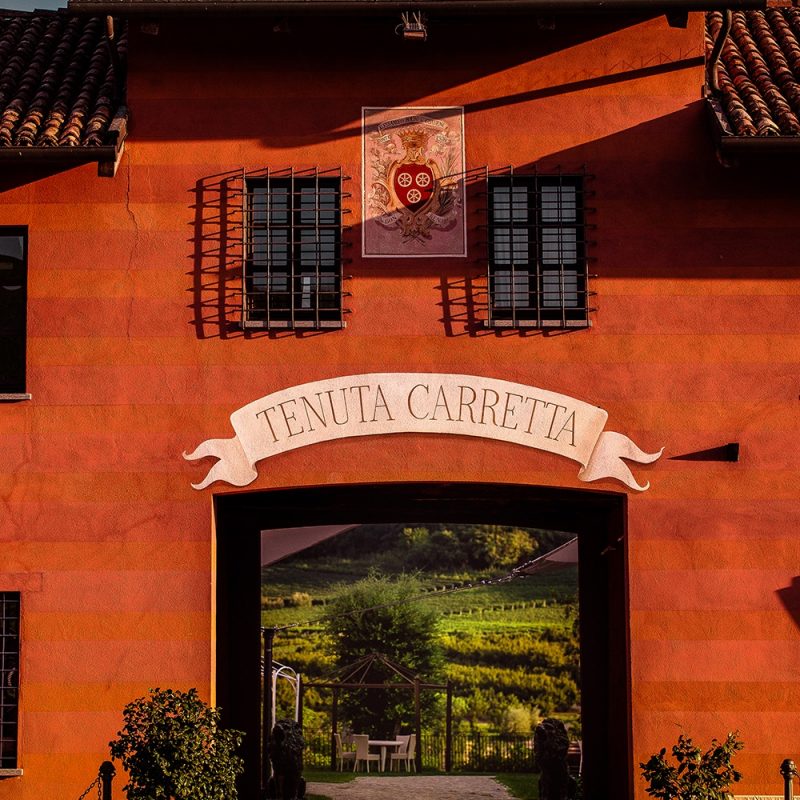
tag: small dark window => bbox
[487,175,589,328]
[0,229,27,393]
[0,593,19,769]
[244,175,343,329]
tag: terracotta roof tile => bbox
[707,9,800,138]
[0,11,126,149]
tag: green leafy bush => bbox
[640,732,743,800]
[500,704,539,735]
[109,687,244,800]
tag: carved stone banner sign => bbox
[362,106,466,257]
[184,373,662,492]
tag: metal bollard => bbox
[98,761,116,800]
[780,759,797,800]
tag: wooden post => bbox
[331,688,338,772]
[262,627,275,791]
[445,681,453,773]
[414,679,422,773]
[297,674,304,731]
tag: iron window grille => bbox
[0,228,27,396]
[243,169,347,329]
[486,172,592,328]
[0,593,19,770]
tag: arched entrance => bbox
[214,482,629,799]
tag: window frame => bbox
[0,592,20,775]
[0,227,29,400]
[485,172,592,329]
[242,170,346,330]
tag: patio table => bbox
[368,739,404,772]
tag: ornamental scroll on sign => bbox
[362,106,466,257]
[184,374,663,492]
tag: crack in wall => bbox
[123,152,140,342]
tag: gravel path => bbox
[306,775,517,800]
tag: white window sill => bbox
[0,769,22,778]
[0,393,31,402]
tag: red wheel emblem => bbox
[393,164,435,211]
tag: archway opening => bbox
[214,481,629,800]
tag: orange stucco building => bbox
[0,1,798,798]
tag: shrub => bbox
[109,687,244,800]
[640,731,743,800]
[501,705,533,735]
[284,592,312,607]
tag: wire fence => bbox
[304,732,537,772]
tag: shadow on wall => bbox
[132,12,668,147]
[776,577,800,631]
[188,101,800,341]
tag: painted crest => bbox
[363,107,466,257]
[387,128,440,216]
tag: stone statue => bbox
[266,719,306,800]
[534,717,570,800]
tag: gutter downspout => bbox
[104,16,123,102]
[707,8,732,95]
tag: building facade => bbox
[0,2,798,798]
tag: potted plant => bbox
[640,731,743,800]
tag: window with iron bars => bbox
[0,593,19,770]
[486,173,591,328]
[243,172,346,329]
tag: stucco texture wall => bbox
[0,10,798,799]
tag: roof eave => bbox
[0,107,127,178]
[705,94,800,155]
[0,146,118,163]
[67,0,766,14]
[719,136,800,153]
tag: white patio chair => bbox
[391,733,416,772]
[353,734,380,772]
[389,735,410,771]
[334,732,356,772]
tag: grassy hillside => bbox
[262,525,580,737]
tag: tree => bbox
[322,572,442,736]
[109,688,244,800]
[463,525,538,569]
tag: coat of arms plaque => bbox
[362,106,466,257]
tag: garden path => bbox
[306,775,517,800]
